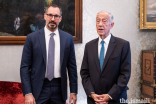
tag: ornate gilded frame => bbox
[140,0,156,29]
[0,0,82,44]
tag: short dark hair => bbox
[45,4,62,16]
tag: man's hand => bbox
[25,94,36,104]
[69,93,77,104]
[96,94,111,102]
[91,93,100,101]
[91,93,109,104]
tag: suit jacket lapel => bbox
[38,28,46,65]
[59,29,65,67]
[93,38,101,73]
[102,35,116,72]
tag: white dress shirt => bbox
[98,33,111,58]
[44,26,61,78]
[25,27,61,96]
[98,33,113,100]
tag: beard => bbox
[47,21,58,30]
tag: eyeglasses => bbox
[46,14,61,19]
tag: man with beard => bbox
[20,4,77,104]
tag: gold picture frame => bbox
[140,0,156,29]
[0,0,82,44]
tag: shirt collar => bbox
[98,33,111,45]
[44,26,59,36]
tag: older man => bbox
[80,11,131,104]
[20,4,77,104]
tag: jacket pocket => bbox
[31,68,36,74]
[110,55,120,59]
[65,47,70,52]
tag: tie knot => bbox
[50,33,55,37]
[101,40,104,45]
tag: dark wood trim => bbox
[0,36,26,45]
[74,0,82,44]
[0,0,82,45]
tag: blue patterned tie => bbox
[99,40,105,70]
[47,33,55,81]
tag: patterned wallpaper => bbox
[1,0,156,104]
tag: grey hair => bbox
[97,11,114,23]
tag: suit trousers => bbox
[36,78,65,104]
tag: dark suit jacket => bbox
[20,28,77,101]
[80,35,131,104]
